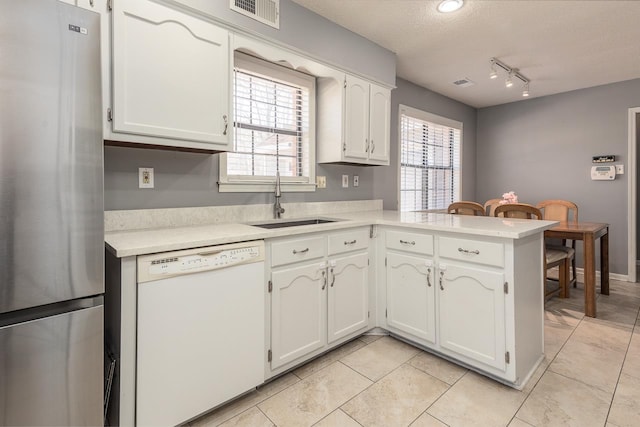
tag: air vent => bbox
[230,0,280,29]
[453,78,475,87]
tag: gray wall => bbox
[477,78,640,275]
[175,0,396,86]
[104,147,374,209]
[104,0,397,210]
[372,78,478,210]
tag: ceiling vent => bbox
[453,78,475,87]
[230,0,280,29]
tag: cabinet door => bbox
[327,252,369,344]
[438,263,506,371]
[386,252,436,344]
[112,0,230,146]
[343,74,370,161]
[368,84,390,163]
[271,262,327,369]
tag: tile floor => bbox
[189,279,640,427]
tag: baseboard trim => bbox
[574,267,629,283]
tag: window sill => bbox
[218,182,317,193]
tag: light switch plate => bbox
[353,175,359,187]
[342,174,349,188]
[139,167,154,188]
[616,164,624,174]
[316,176,327,188]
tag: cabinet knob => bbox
[321,269,327,290]
[400,239,415,246]
[439,271,445,290]
[292,248,309,255]
[223,115,228,136]
[365,138,370,152]
[371,140,375,153]
[330,267,336,287]
[427,268,432,287]
[344,240,357,245]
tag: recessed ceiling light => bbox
[437,0,464,13]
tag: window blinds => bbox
[229,65,310,180]
[400,111,461,212]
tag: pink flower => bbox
[499,191,518,204]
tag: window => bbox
[219,52,316,192]
[399,105,462,211]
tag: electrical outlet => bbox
[342,174,349,188]
[139,167,154,189]
[316,176,327,188]
[353,175,359,187]
[616,164,625,174]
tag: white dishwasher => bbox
[135,241,265,427]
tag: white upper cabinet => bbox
[111,0,231,151]
[368,83,391,162]
[343,75,370,161]
[317,74,391,165]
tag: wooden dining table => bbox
[545,221,609,318]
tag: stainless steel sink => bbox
[252,218,339,229]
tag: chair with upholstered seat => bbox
[484,198,502,217]
[494,203,572,299]
[536,199,578,287]
[448,201,485,216]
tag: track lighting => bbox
[488,57,530,97]
[489,60,498,79]
[505,71,514,88]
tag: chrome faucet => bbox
[274,171,285,219]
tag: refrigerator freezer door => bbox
[0,304,104,426]
[0,0,104,313]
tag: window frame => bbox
[219,51,316,193]
[397,104,463,211]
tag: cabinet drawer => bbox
[271,236,326,267]
[328,228,369,255]
[385,230,433,255]
[439,236,504,268]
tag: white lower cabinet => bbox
[270,261,327,370]
[385,252,436,345]
[380,228,544,388]
[267,229,371,375]
[328,252,369,344]
[438,263,506,371]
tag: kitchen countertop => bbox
[105,209,558,258]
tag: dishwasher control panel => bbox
[137,241,265,283]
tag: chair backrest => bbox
[448,201,485,216]
[494,203,543,220]
[536,199,578,223]
[483,198,502,216]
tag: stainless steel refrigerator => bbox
[0,1,104,425]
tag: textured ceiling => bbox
[290,0,640,108]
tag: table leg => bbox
[584,234,596,317]
[601,229,609,295]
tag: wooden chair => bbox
[537,199,578,287]
[483,198,502,217]
[494,203,543,219]
[448,201,485,216]
[494,203,572,299]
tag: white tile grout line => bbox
[507,307,584,426]
[603,304,640,425]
